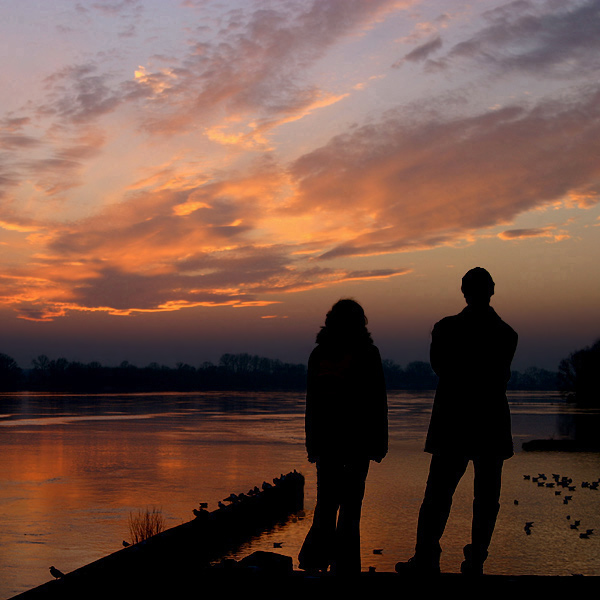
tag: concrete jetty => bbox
[11,471,304,599]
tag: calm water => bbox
[1,390,599,598]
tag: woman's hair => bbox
[315,298,373,345]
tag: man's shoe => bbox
[395,556,440,575]
[460,544,487,576]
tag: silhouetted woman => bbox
[298,299,388,575]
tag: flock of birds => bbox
[191,473,297,518]
[518,472,599,539]
[188,474,299,549]
[50,473,301,581]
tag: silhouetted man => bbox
[396,267,518,576]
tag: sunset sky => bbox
[1,0,599,371]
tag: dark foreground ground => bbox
[12,565,600,600]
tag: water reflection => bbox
[0,391,599,598]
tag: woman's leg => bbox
[299,458,340,570]
[334,459,370,574]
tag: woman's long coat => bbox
[305,342,388,462]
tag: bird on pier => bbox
[49,566,64,579]
[273,542,283,548]
[122,540,130,547]
[193,508,209,520]
[199,502,208,509]
[523,475,531,480]
[373,549,383,554]
[514,499,519,505]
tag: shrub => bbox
[127,507,165,544]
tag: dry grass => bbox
[128,506,165,544]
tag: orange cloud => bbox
[287,85,600,259]
[1,0,599,328]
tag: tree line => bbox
[0,353,307,393]
[0,349,563,395]
[557,339,600,408]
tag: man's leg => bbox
[415,454,469,560]
[397,453,468,573]
[462,456,503,574]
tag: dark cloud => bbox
[498,226,568,241]
[5,239,410,319]
[499,228,549,239]
[40,64,123,124]
[28,1,410,140]
[289,84,600,258]
[131,0,409,134]
[393,35,443,67]
[447,0,600,77]
[90,0,142,17]
[0,117,31,132]
[0,134,41,149]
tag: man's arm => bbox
[429,320,450,378]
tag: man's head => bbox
[461,267,495,306]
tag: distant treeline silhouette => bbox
[558,338,600,407]
[0,353,307,393]
[0,351,559,394]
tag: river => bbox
[0,390,599,597]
